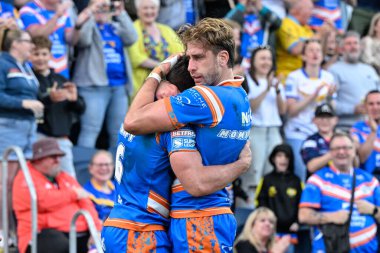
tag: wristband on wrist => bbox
[147,72,162,83]
[373,206,378,216]
[74,23,82,30]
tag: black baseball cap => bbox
[315,103,336,117]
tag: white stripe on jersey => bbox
[195,86,223,124]
[350,224,377,247]
[147,197,169,218]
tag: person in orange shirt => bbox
[12,138,102,253]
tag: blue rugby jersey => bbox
[0,2,23,28]
[309,0,342,32]
[83,179,116,221]
[163,76,251,218]
[104,125,197,231]
[351,121,380,175]
[301,132,330,166]
[97,23,127,86]
[20,0,72,78]
[241,14,265,59]
[300,166,380,252]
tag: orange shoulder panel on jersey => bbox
[163,97,186,129]
[193,86,225,127]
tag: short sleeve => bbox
[277,19,301,52]
[373,180,380,206]
[20,5,40,29]
[160,127,197,156]
[285,72,299,100]
[299,175,322,209]
[301,138,320,165]
[350,124,365,144]
[163,86,225,128]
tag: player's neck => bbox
[217,68,234,84]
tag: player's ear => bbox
[217,50,229,66]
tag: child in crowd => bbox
[31,35,85,178]
[255,144,303,253]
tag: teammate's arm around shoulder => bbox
[124,54,182,134]
[169,141,252,196]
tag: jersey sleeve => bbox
[373,179,380,206]
[350,123,367,144]
[301,138,320,165]
[285,72,299,100]
[159,127,198,156]
[299,174,322,209]
[277,19,302,53]
[19,5,41,30]
[163,86,225,129]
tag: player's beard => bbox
[204,64,223,86]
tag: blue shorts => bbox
[169,214,237,253]
[101,226,171,253]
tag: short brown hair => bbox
[32,36,52,51]
[179,18,235,68]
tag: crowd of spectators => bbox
[1,0,380,252]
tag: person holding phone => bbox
[72,0,137,150]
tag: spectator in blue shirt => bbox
[83,150,115,221]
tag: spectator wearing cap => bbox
[12,138,102,253]
[301,103,338,177]
[351,90,380,181]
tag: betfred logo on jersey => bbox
[171,130,195,138]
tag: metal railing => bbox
[69,210,103,253]
[2,146,37,253]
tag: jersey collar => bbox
[217,75,244,87]
[329,163,353,175]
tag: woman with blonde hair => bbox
[235,207,290,253]
[361,12,380,74]
[128,0,183,96]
